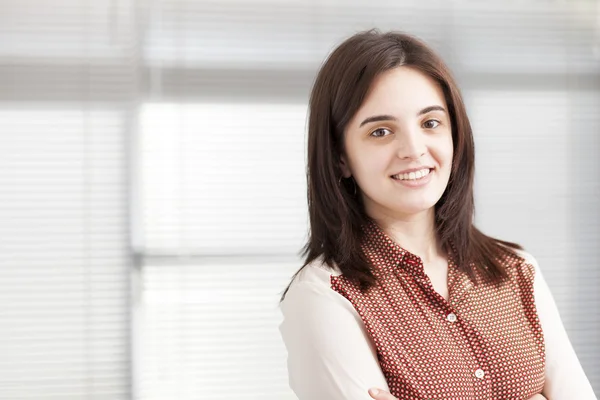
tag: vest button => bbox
[475,369,485,379]
[447,313,457,322]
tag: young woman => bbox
[278,30,597,400]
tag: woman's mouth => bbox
[391,168,433,187]
[391,168,432,181]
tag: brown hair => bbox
[280,29,523,301]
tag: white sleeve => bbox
[529,254,598,400]
[279,281,390,400]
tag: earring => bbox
[351,177,357,196]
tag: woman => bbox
[278,30,596,399]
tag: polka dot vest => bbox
[330,221,545,399]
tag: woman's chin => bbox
[363,193,439,218]
[392,201,437,217]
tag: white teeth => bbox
[392,168,431,181]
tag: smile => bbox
[391,168,431,181]
[391,168,433,188]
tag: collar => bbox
[360,219,474,305]
[360,219,429,277]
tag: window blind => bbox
[137,102,309,256]
[0,0,135,398]
[135,101,309,398]
[0,109,131,399]
[138,257,299,400]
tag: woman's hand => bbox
[368,388,397,400]
[368,387,546,400]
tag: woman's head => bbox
[307,29,474,250]
[340,65,454,221]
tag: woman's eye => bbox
[423,119,440,129]
[370,128,392,138]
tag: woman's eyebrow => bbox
[418,105,446,116]
[359,114,397,127]
[359,106,447,128]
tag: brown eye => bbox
[423,119,440,129]
[370,128,392,138]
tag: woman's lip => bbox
[391,167,433,176]
[391,169,433,188]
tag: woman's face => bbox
[340,66,454,220]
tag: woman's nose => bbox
[396,129,426,160]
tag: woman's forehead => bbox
[356,67,447,119]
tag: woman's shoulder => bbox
[280,256,357,314]
[493,241,539,269]
[288,256,343,290]
[510,247,539,268]
[495,244,543,285]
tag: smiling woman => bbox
[278,30,597,400]
[340,67,454,221]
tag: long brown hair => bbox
[281,29,523,302]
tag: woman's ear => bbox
[339,154,352,178]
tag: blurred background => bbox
[0,0,599,399]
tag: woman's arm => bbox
[528,253,598,399]
[279,281,390,400]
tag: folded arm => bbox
[529,254,598,400]
[279,281,390,400]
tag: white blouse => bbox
[279,250,597,400]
